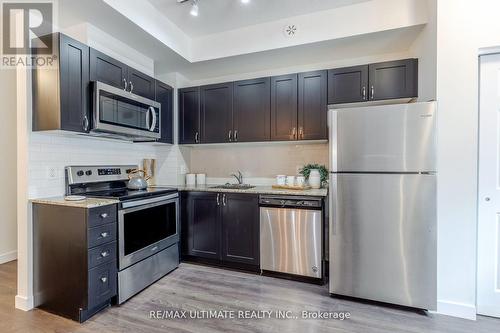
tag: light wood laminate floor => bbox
[1,260,499,333]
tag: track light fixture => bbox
[190,0,199,17]
[179,0,251,17]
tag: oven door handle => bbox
[121,193,179,209]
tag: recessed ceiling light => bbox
[241,0,251,4]
[190,0,199,16]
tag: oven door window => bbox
[123,201,177,256]
[99,90,157,131]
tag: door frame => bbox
[476,52,500,318]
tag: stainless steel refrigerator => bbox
[328,101,437,310]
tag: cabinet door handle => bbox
[216,193,220,206]
[83,115,89,132]
[370,85,374,100]
[228,130,232,142]
[195,132,199,143]
[100,232,109,238]
[234,130,238,142]
[100,213,108,219]
[129,81,134,93]
[223,194,227,206]
[362,86,367,100]
[123,78,128,91]
[299,127,304,139]
[100,251,109,258]
[292,127,296,140]
[100,277,108,283]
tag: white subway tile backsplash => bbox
[28,133,187,199]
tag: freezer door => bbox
[329,173,437,310]
[329,102,436,172]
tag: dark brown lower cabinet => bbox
[184,192,220,259]
[33,203,118,323]
[221,194,259,266]
[181,192,259,269]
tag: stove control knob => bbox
[76,170,84,177]
[85,170,93,176]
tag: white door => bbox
[477,53,500,318]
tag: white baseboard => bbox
[437,300,477,320]
[15,295,34,311]
[0,250,17,264]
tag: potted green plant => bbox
[299,164,328,188]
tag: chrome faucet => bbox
[230,170,244,184]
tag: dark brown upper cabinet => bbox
[90,48,155,100]
[298,70,328,140]
[89,48,128,90]
[127,67,155,100]
[271,74,298,141]
[327,65,368,104]
[328,59,418,104]
[32,33,90,133]
[178,87,201,144]
[201,83,233,143]
[233,77,271,142]
[368,59,418,101]
[155,80,174,144]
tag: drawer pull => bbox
[151,246,158,252]
[100,213,109,219]
[100,277,108,283]
[100,232,109,238]
[100,251,109,258]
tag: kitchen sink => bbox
[210,184,255,190]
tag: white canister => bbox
[196,173,206,186]
[286,176,295,186]
[296,175,306,187]
[308,169,321,189]
[186,173,196,186]
[276,175,286,186]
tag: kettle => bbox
[127,169,150,190]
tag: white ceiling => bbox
[147,0,369,37]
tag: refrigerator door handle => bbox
[329,109,338,173]
[329,174,338,236]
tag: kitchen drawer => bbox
[88,205,117,227]
[88,260,117,308]
[88,223,117,248]
[88,241,116,269]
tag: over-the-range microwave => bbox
[91,81,161,141]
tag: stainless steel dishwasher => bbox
[259,195,323,279]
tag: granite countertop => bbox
[154,185,328,197]
[30,197,120,209]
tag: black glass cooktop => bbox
[88,187,177,201]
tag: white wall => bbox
[0,69,18,264]
[409,0,437,102]
[435,0,500,320]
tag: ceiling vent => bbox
[283,24,298,38]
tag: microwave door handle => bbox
[146,107,151,131]
[150,107,157,132]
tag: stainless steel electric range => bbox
[65,165,180,304]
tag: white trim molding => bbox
[15,295,34,311]
[437,300,477,320]
[0,250,17,265]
